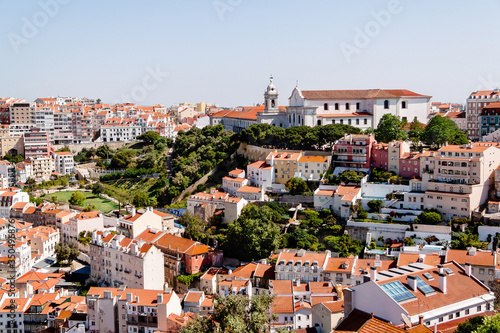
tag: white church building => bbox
[211,79,431,132]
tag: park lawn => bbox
[50,191,118,213]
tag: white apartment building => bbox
[16,226,60,263]
[296,155,330,181]
[418,143,500,220]
[0,239,31,277]
[275,249,331,283]
[0,187,30,218]
[86,287,181,333]
[62,211,104,243]
[187,188,248,224]
[247,160,274,189]
[53,151,75,175]
[344,262,495,327]
[89,231,165,289]
[117,207,163,239]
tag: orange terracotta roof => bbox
[298,155,329,163]
[397,253,442,267]
[301,89,429,100]
[247,160,272,170]
[446,249,495,266]
[271,296,294,314]
[236,185,261,193]
[334,309,405,332]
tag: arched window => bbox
[346,103,350,110]
[335,103,339,110]
[324,103,329,111]
[384,100,389,109]
[402,101,407,109]
[271,99,275,107]
[356,102,360,110]
[317,120,321,126]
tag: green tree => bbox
[82,204,97,212]
[96,145,113,160]
[367,200,383,213]
[91,183,104,197]
[357,207,368,219]
[451,232,487,250]
[68,191,85,206]
[223,205,280,262]
[375,114,407,143]
[455,316,485,333]
[323,234,362,257]
[180,211,208,243]
[51,195,58,203]
[55,242,80,265]
[416,210,441,224]
[137,152,157,170]
[110,149,135,169]
[285,177,308,195]
[137,131,161,144]
[467,314,500,333]
[421,115,468,148]
[181,294,275,333]
[133,192,149,207]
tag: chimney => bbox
[131,243,138,255]
[370,266,377,281]
[437,264,443,275]
[126,292,133,303]
[407,275,417,291]
[419,315,424,325]
[438,273,447,294]
[468,247,477,256]
[135,295,139,303]
[296,278,301,287]
[131,207,136,217]
[157,293,163,304]
[465,262,472,277]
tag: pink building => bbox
[23,129,51,158]
[333,134,375,169]
[371,141,420,179]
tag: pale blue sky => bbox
[1,0,500,107]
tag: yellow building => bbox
[196,102,212,113]
[0,125,24,156]
[266,151,302,184]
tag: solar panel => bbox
[444,268,454,275]
[423,273,434,281]
[415,276,436,295]
[380,281,416,303]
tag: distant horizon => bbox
[2,0,499,108]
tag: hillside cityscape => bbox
[0,81,499,333]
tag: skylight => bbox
[423,273,434,281]
[380,281,417,303]
[444,268,454,275]
[416,276,436,296]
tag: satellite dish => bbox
[401,313,412,328]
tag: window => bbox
[356,119,359,125]
[345,103,350,110]
[449,314,453,320]
[384,100,389,109]
[402,101,407,109]
[364,119,367,125]
[465,309,470,315]
[455,312,460,318]
[324,103,329,110]
[477,305,482,312]
[479,268,485,274]
[439,317,444,322]
[335,103,339,110]
[356,102,360,110]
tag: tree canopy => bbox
[374,114,407,143]
[239,123,361,150]
[285,177,308,195]
[137,131,161,144]
[55,242,80,265]
[181,294,275,333]
[421,115,468,147]
[68,191,85,206]
[416,210,442,225]
[222,205,281,262]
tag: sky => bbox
[1,0,500,107]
